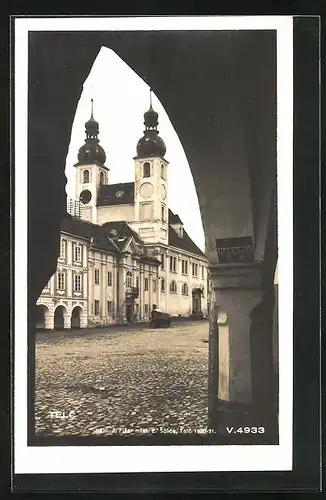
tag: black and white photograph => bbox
[13,15,301,480]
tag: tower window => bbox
[161,164,165,180]
[161,206,166,222]
[83,169,90,183]
[107,271,112,287]
[99,171,105,185]
[143,162,151,178]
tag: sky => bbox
[64,46,205,251]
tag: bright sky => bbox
[64,46,205,251]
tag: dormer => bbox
[169,211,184,238]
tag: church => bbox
[36,95,208,330]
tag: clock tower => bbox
[132,91,169,245]
[74,99,109,224]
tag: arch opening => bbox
[71,306,83,328]
[54,305,68,330]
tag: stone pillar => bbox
[80,308,88,328]
[44,312,54,330]
[63,311,71,329]
[208,263,263,431]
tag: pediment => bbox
[122,236,144,256]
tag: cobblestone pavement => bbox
[35,321,209,437]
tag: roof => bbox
[168,209,183,224]
[100,220,143,251]
[61,213,118,254]
[97,182,134,207]
[168,209,206,258]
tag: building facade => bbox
[36,96,208,329]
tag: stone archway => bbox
[71,306,83,329]
[54,305,68,330]
[28,30,279,437]
[36,304,51,330]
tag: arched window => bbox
[126,271,132,288]
[83,169,90,183]
[161,164,165,179]
[143,162,150,178]
[161,278,165,292]
[182,283,188,295]
[99,171,105,185]
[169,280,177,293]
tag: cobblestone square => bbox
[35,320,209,437]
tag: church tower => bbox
[132,91,169,245]
[74,99,109,224]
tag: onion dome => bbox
[135,89,166,159]
[77,99,106,165]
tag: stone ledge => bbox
[209,261,263,289]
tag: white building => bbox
[36,95,208,329]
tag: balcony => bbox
[126,286,139,299]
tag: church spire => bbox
[135,90,166,159]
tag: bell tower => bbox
[74,99,109,224]
[131,90,169,245]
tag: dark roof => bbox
[168,209,183,224]
[61,213,119,254]
[168,210,206,258]
[97,182,134,207]
[100,220,143,250]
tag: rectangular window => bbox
[107,271,112,286]
[144,278,149,291]
[74,243,82,262]
[192,263,198,277]
[74,274,82,292]
[60,239,66,259]
[153,279,156,292]
[136,276,139,288]
[161,254,165,270]
[94,300,100,316]
[202,266,205,279]
[94,269,100,285]
[144,304,149,315]
[57,272,65,291]
[182,259,188,275]
[170,256,177,272]
[161,279,165,292]
[135,303,139,314]
[107,301,112,313]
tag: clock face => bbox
[139,182,154,199]
[79,189,92,204]
[161,184,167,200]
[116,190,124,199]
